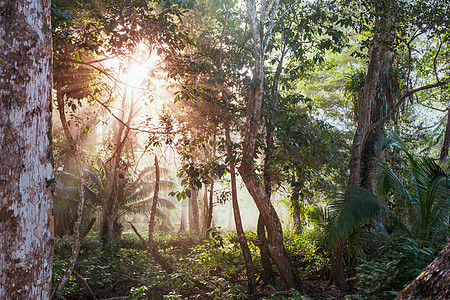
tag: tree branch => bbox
[370,78,450,131]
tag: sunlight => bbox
[120,61,149,86]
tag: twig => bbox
[73,270,97,300]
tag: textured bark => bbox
[348,43,386,187]
[0,0,53,298]
[225,122,257,294]
[202,186,209,232]
[334,7,393,288]
[395,242,450,300]
[241,0,302,291]
[439,109,450,161]
[329,240,349,289]
[259,119,276,285]
[257,214,276,285]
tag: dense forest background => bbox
[1,0,449,299]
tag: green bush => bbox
[352,235,447,299]
[284,228,330,276]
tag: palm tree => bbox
[329,131,449,252]
[54,159,177,240]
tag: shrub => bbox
[351,235,447,299]
[284,228,330,276]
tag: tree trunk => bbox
[144,156,173,274]
[394,242,450,300]
[258,119,276,285]
[257,214,276,285]
[241,0,302,291]
[179,198,188,232]
[439,109,450,161]
[107,90,133,243]
[291,198,303,234]
[206,182,214,231]
[225,122,257,293]
[53,78,87,298]
[202,185,209,233]
[0,0,53,298]
[329,240,349,289]
[333,7,393,288]
[189,186,199,231]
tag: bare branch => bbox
[370,78,450,131]
[433,38,444,82]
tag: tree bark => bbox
[394,242,450,300]
[258,119,276,285]
[0,1,53,298]
[188,186,200,231]
[179,198,188,232]
[225,122,257,294]
[241,0,302,291]
[333,6,392,288]
[439,109,450,161]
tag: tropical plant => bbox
[329,131,449,244]
[379,131,450,236]
[54,159,177,240]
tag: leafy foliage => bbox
[351,234,448,299]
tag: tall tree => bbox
[332,0,450,287]
[239,0,302,290]
[0,0,53,298]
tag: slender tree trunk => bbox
[189,186,200,231]
[225,122,257,293]
[291,197,303,234]
[0,1,53,297]
[143,156,173,274]
[148,156,160,245]
[439,109,450,161]
[53,80,87,298]
[241,0,302,291]
[202,186,209,232]
[180,198,188,232]
[107,90,133,243]
[258,119,276,285]
[205,127,217,235]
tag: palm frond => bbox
[305,203,329,228]
[381,131,413,161]
[329,186,408,245]
[83,168,105,195]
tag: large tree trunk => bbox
[225,122,257,294]
[394,242,450,300]
[0,1,53,298]
[332,7,392,288]
[241,0,302,291]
